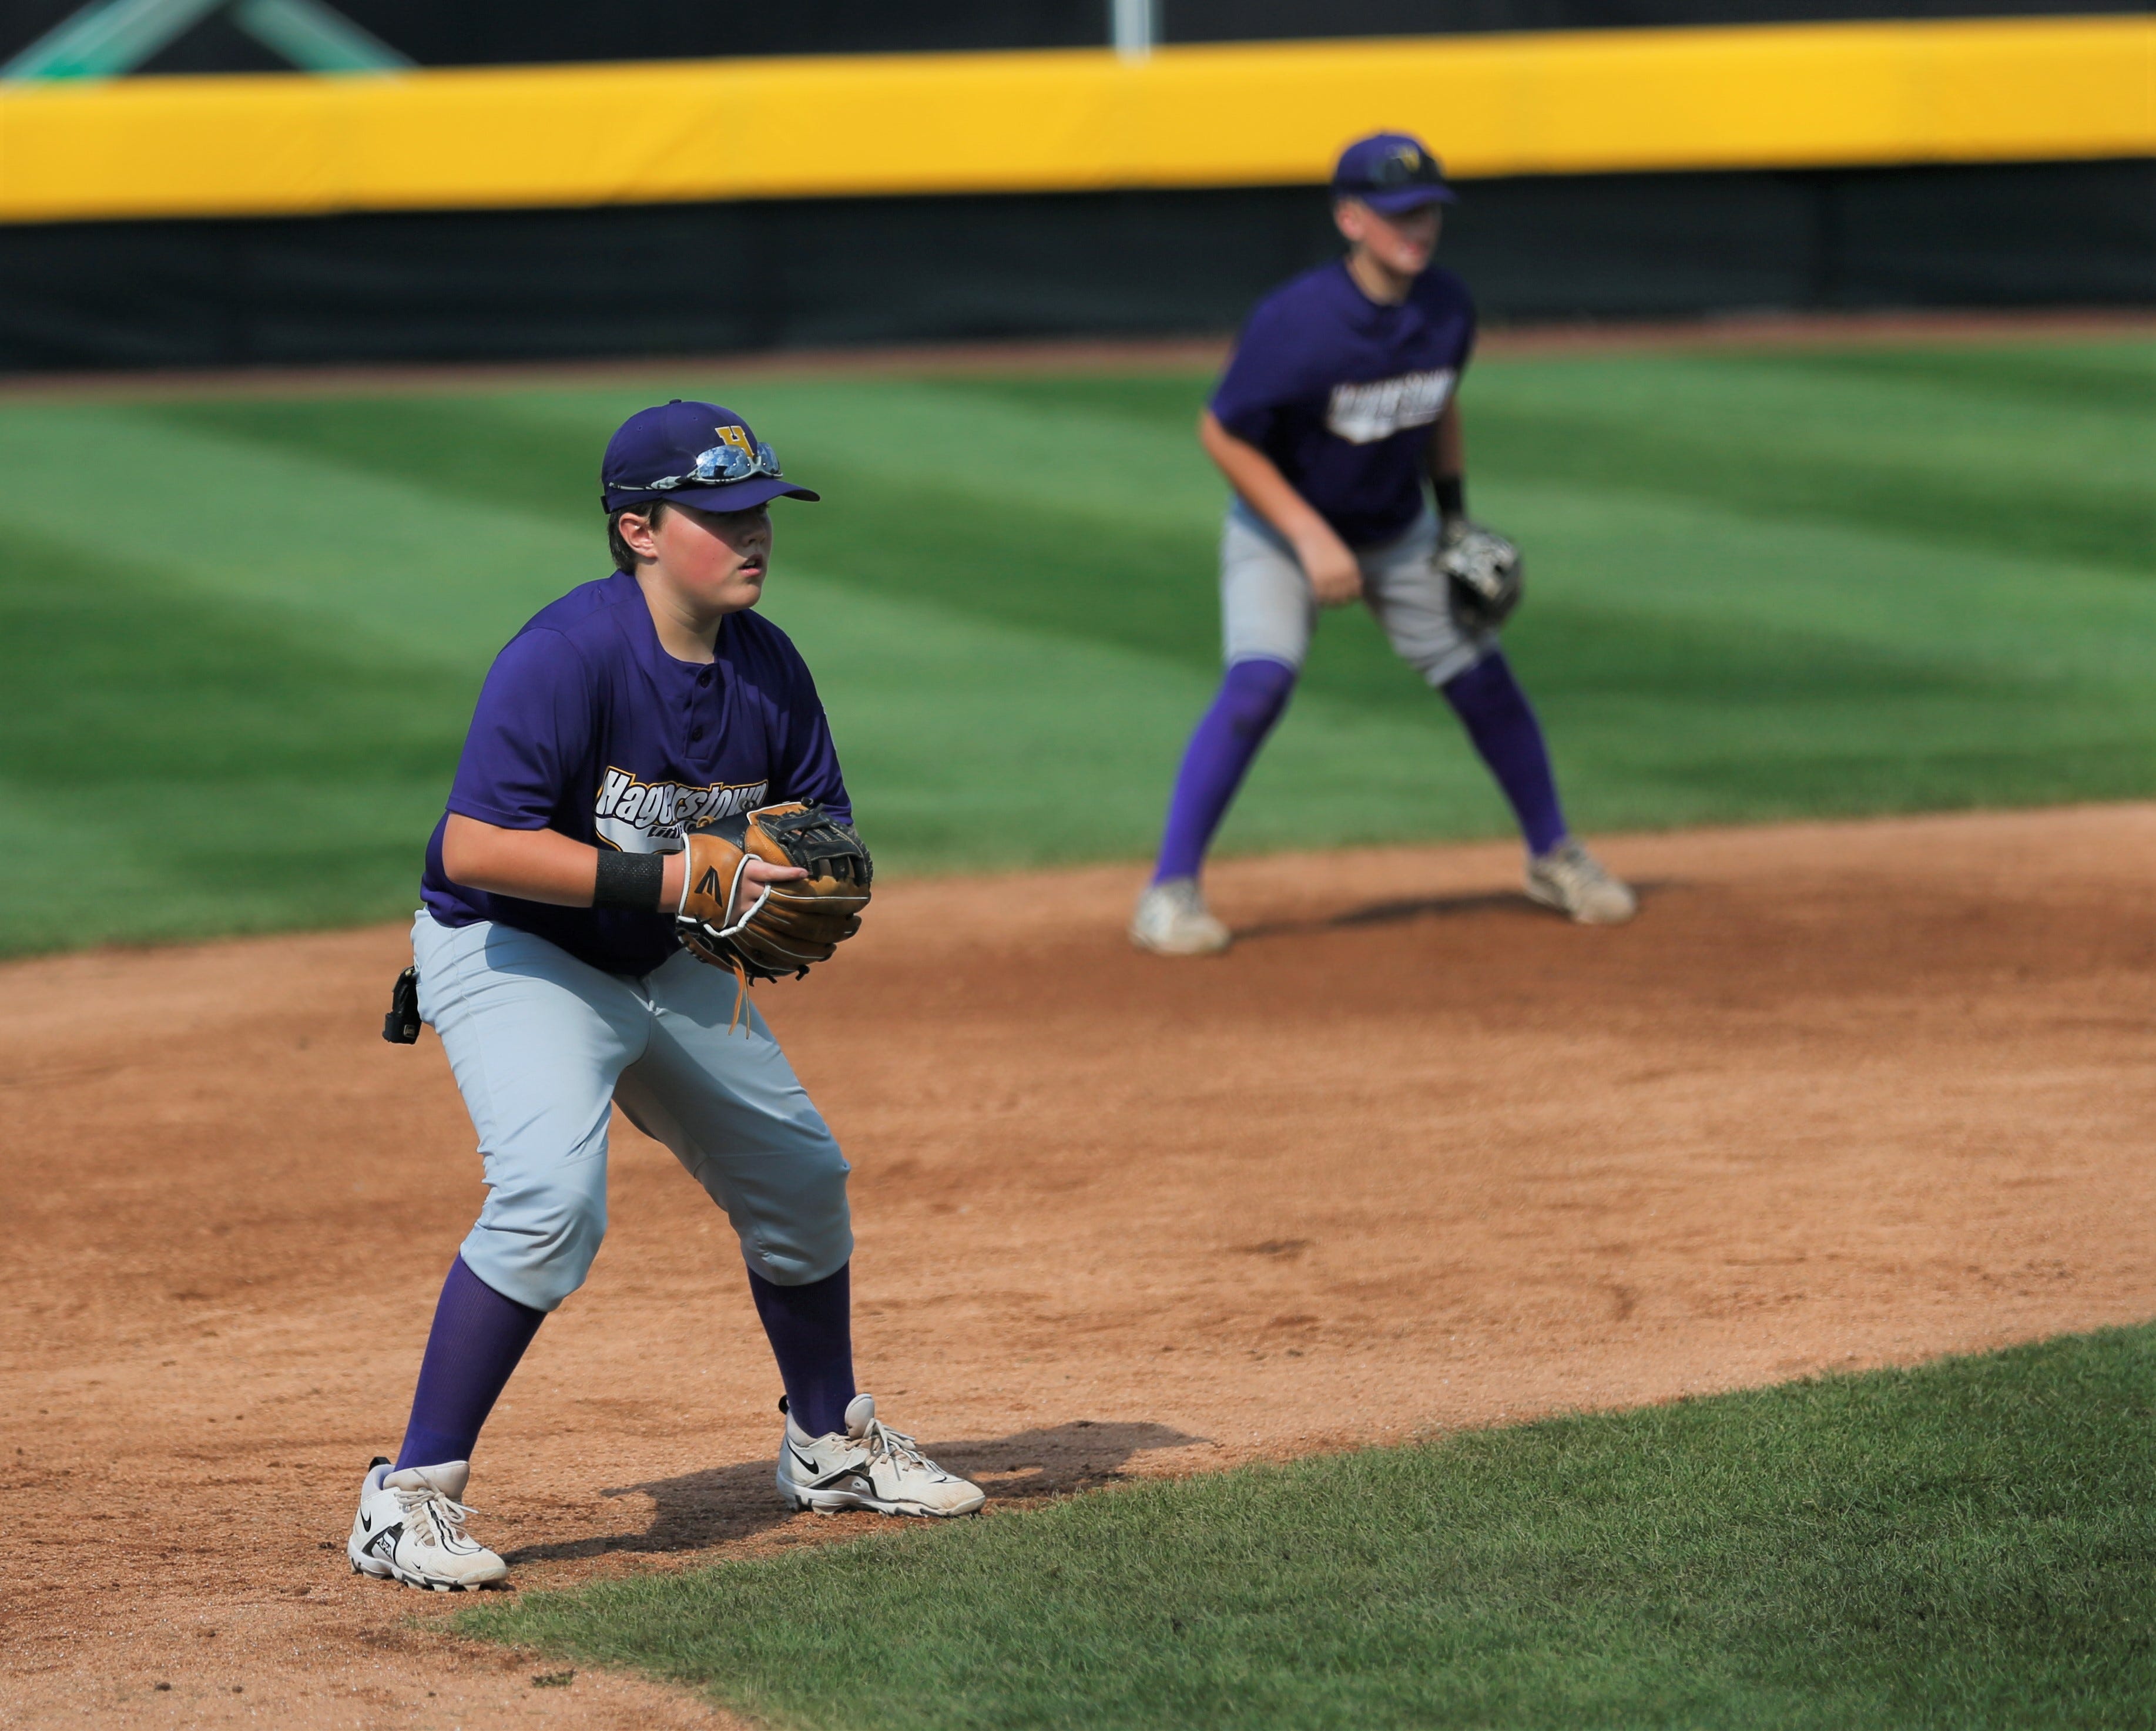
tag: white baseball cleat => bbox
[347,1456,508,1591]
[1525,839,1638,926]
[1129,877,1232,957]
[776,1394,986,1518]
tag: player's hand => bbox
[732,857,807,922]
[662,848,806,921]
[677,804,873,982]
[1296,529,1363,607]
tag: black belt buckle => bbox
[383,965,421,1045]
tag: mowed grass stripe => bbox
[1483,482,2156,830]
[0,520,474,950]
[0,405,595,663]
[0,340,2147,955]
[457,1325,2156,1731]
[1458,346,2155,578]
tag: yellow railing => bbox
[1,15,2148,224]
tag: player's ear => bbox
[1332,196,1367,246]
[608,504,667,568]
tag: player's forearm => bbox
[442,814,689,908]
[1429,400,1466,519]
[1429,398,1465,482]
[1198,411,1337,549]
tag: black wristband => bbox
[594,848,666,912]
[1434,475,1466,519]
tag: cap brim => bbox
[605,477,820,512]
[670,478,820,510]
[1356,184,1457,213]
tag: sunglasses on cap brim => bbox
[635,438,786,491]
[1353,152,1447,192]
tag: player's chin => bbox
[710,568,768,610]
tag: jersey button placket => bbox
[690,666,713,747]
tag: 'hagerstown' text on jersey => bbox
[1323,368,1457,445]
[595,770,769,853]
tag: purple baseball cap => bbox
[601,400,820,514]
[1331,132,1457,213]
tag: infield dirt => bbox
[4,805,2153,1728]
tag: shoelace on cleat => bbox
[860,1418,942,1480]
[1543,844,1607,890]
[393,1485,481,1551]
[1142,881,1212,939]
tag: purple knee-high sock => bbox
[1441,650,1569,857]
[746,1263,856,1438]
[1153,657,1299,883]
[394,1256,546,1471]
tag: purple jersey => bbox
[421,571,849,977]
[1209,260,1476,548]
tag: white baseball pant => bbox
[1221,501,1494,686]
[411,912,852,1313]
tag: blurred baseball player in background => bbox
[348,402,983,1594]
[1131,132,1637,955]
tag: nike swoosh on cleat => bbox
[796,1460,876,1491]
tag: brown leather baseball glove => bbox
[675,803,873,984]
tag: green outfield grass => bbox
[0,336,2149,955]
[458,1325,2156,1730]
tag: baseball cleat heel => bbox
[1129,878,1231,957]
[1525,840,1637,926]
[347,1456,508,1591]
[777,1394,986,1518]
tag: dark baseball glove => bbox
[1438,519,1524,631]
[675,803,873,984]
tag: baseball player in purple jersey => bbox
[347,402,983,1593]
[1130,133,1637,955]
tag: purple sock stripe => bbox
[746,1262,856,1438]
[394,1256,545,1472]
[1441,650,1568,857]
[1153,658,1299,884]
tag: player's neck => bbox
[1344,247,1416,306]
[633,569,724,664]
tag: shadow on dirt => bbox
[1235,879,1675,943]
[502,1418,1203,1564]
